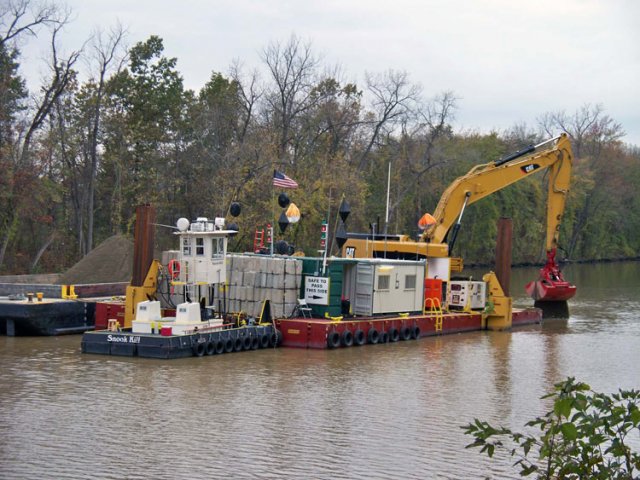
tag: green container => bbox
[299,258,345,318]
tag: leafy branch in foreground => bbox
[462,377,640,479]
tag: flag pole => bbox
[322,187,332,275]
[384,161,391,258]
[271,169,275,256]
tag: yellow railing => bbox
[424,297,444,332]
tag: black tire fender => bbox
[367,328,379,344]
[327,330,340,349]
[389,327,400,342]
[341,330,354,347]
[193,342,206,357]
[400,326,412,341]
[411,326,421,339]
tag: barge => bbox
[277,308,540,349]
[80,206,542,359]
[0,283,127,336]
[274,255,541,349]
[0,296,95,336]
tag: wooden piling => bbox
[495,217,512,297]
[132,204,156,287]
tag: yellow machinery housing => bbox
[124,260,160,329]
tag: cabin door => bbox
[353,263,374,316]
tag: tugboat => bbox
[81,211,279,359]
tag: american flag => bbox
[273,170,298,189]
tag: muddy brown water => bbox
[1,261,639,479]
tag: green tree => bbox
[102,35,186,232]
[463,377,640,479]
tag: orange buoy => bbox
[418,213,436,230]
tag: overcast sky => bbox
[20,0,640,146]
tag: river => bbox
[0,261,638,479]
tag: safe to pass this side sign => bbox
[305,276,330,305]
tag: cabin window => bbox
[377,275,390,291]
[405,274,416,290]
[212,238,224,258]
[182,238,191,256]
[195,237,204,256]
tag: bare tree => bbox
[387,91,457,227]
[538,103,624,159]
[82,22,127,254]
[0,0,63,48]
[261,34,320,163]
[357,69,421,171]
[537,104,626,259]
[19,22,80,164]
[229,59,261,144]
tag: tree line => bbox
[1,0,639,274]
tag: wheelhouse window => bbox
[182,238,191,256]
[195,237,205,256]
[211,237,224,258]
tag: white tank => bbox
[175,302,201,324]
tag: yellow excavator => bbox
[341,132,576,303]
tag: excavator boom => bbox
[422,133,573,252]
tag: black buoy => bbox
[229,202,241,217]
[227,222,239,235]
[339,198,351,222]
[278,211,289,233]
[335,221,348,249]
[278,193,290,208]
[275,240,289,255]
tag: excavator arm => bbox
[422,133,573,254]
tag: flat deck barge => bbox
[0,297,95,336]
[277,308,541,349]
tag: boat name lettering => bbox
[107,335,141,343]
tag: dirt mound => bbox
[58,235,134,285]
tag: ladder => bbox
[253,228,264,253]
[424,297,444,332]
